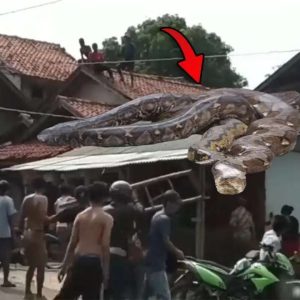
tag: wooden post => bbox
[192,166,206,259]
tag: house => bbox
[0,33,77,106]
[0,33,267,263]
[0,32,208,168]
[256,52,300,93]
[255,52,300,222]
[0,33,210,210]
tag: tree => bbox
[102,14,247,88]
[265,64,283,78]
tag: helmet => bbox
[0,180,9,194]
[109,180,132,202]
[74,185,87,199]
[0,180,9,189]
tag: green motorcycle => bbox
[171,245,300,299]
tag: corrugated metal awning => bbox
[3,135,202,172]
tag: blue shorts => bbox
[144,269,171,300]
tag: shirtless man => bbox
[54,181,113,300]
[18,178,48,300]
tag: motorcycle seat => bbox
[196,259,232,274]
[184,257,232,273]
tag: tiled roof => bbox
[58,96,114,117]
[108,70,208,99]
[0,34,77,81]
[0,141,71,165]
[0,96,114,164]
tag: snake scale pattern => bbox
[38,88,300,195]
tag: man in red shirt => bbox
[88,43,114,81]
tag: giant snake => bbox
[37,88,300,195]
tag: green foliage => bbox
[102,14,248,88]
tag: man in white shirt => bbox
[260,215,289,260]
[0,180,17,287]
[54,184,77,254]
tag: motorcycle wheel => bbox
[257,281,300,300]
[282,281,300,300]
[170,270,216,300]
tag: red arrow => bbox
[160,27,205,84]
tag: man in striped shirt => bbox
[230,197,255,260]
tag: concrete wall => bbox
[2,71,21,90]
[266,151,300,220]
[62,74,128,105]
[75,80,128,105]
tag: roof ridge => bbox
[0,33,77,61]
[57,95,115,107]
[111,69,208,90]
[1,33,61,49]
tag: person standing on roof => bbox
[79,38,92,62]
[117,35,136,86]
[88,43,114,81]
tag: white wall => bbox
[3,71,21,89]
[266,151,300,220]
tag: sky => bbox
[0,0,299,89]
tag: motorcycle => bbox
[170,244,300,300]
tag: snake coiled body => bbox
[38,88,300,195]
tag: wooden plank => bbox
[144,195,203,213]
[131,169,192,189]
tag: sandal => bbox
[1,281,16,287]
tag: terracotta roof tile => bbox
[58,96,114,117]
[0,34,77,81]
[109,70,208,99]
[0,141,71,164]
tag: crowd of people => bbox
[229,195,299,263]
[78,35,136,86]
[0,177,299,299]
[0,178,184,300]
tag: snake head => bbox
[212,161,246,195]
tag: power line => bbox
[75,48,300,65]
[0,48,298,73]
[0,105,82,120]
[0,0,64,17]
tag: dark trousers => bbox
[104,254,130,300]
[54,255,103,300]
[117,62,134,85]
[128,262,145,300]
[94,64,114,80]
[0,238,12,266]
